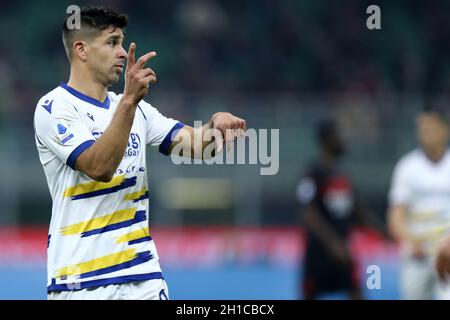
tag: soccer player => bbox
[388,107,450,299]
[296,120,377,300]
[33,6,245,300]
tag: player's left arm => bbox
[167,112,246,158]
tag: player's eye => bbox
[108,39,118,46]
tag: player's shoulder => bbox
[307,159,329,176]
[296,161,322,186]
[109,93,156,110]
[34,85,78,118]
[137,98,157,112]
[395,148,423,170]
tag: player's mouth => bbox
[114,64,124,71]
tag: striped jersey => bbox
[34,83,184,292]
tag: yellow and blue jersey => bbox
[34,83,184,292]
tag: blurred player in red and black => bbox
[296,120,380,300]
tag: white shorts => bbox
[48,279,169,300]
[401,255,450,300]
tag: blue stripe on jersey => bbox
[61,133,74,144]
[35,134,44,146]
[159,122,186,155]
[137,105,147,120]
[81,210,147,237]
[47,272,164,293]
[67,140,96,170]
[79,251,153,279]
[70,176,137,200]
[59,83,111,109]
[133,190,149,203]
[128,236,152,245]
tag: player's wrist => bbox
[120,94,138,109]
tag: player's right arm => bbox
[388,205,410,242]
[387,159,425,258]
[388,205,425,258]
[75,43,157,182]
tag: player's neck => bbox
[320,152,338,168]
[423,147,447,163]
[67,70,108,102]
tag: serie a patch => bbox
[57,122,74,144]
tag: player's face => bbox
[416,113,449,151]
[328,134,345,157]
[86,27,127,87]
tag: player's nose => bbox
[118,46,127,60]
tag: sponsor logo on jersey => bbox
[92,131,141,157]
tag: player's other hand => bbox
[436,235,450,281]
[410,240,427,260]
[123,42,157,105]
[329,240,353,268]
[211,112,246,153]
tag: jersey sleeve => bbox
[34,98,96,170]
[388,159,412,207]
[138,100,185,155]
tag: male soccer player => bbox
[388,107,450,299]
[296,120,377,300]
[33,6,245,300]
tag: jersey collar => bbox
[59,82,110,109]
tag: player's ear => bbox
[73,40,88,61]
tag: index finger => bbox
[127,42,136,67]
[238,118,246,131]
[137,51,157,68]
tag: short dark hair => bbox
[316,119,338,144]
[62,6,128,60]
[423,103,450,125]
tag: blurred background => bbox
[1,0,450,299]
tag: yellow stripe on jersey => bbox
[115,228,151,244]
[55,248,137,278]
[63,175,126,198]
[60,207,138,236]
[410,221,450,242]
[410,211,438,222]
[123,188,148,201]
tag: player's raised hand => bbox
[123,42,157,105]
[211,112,246,153]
